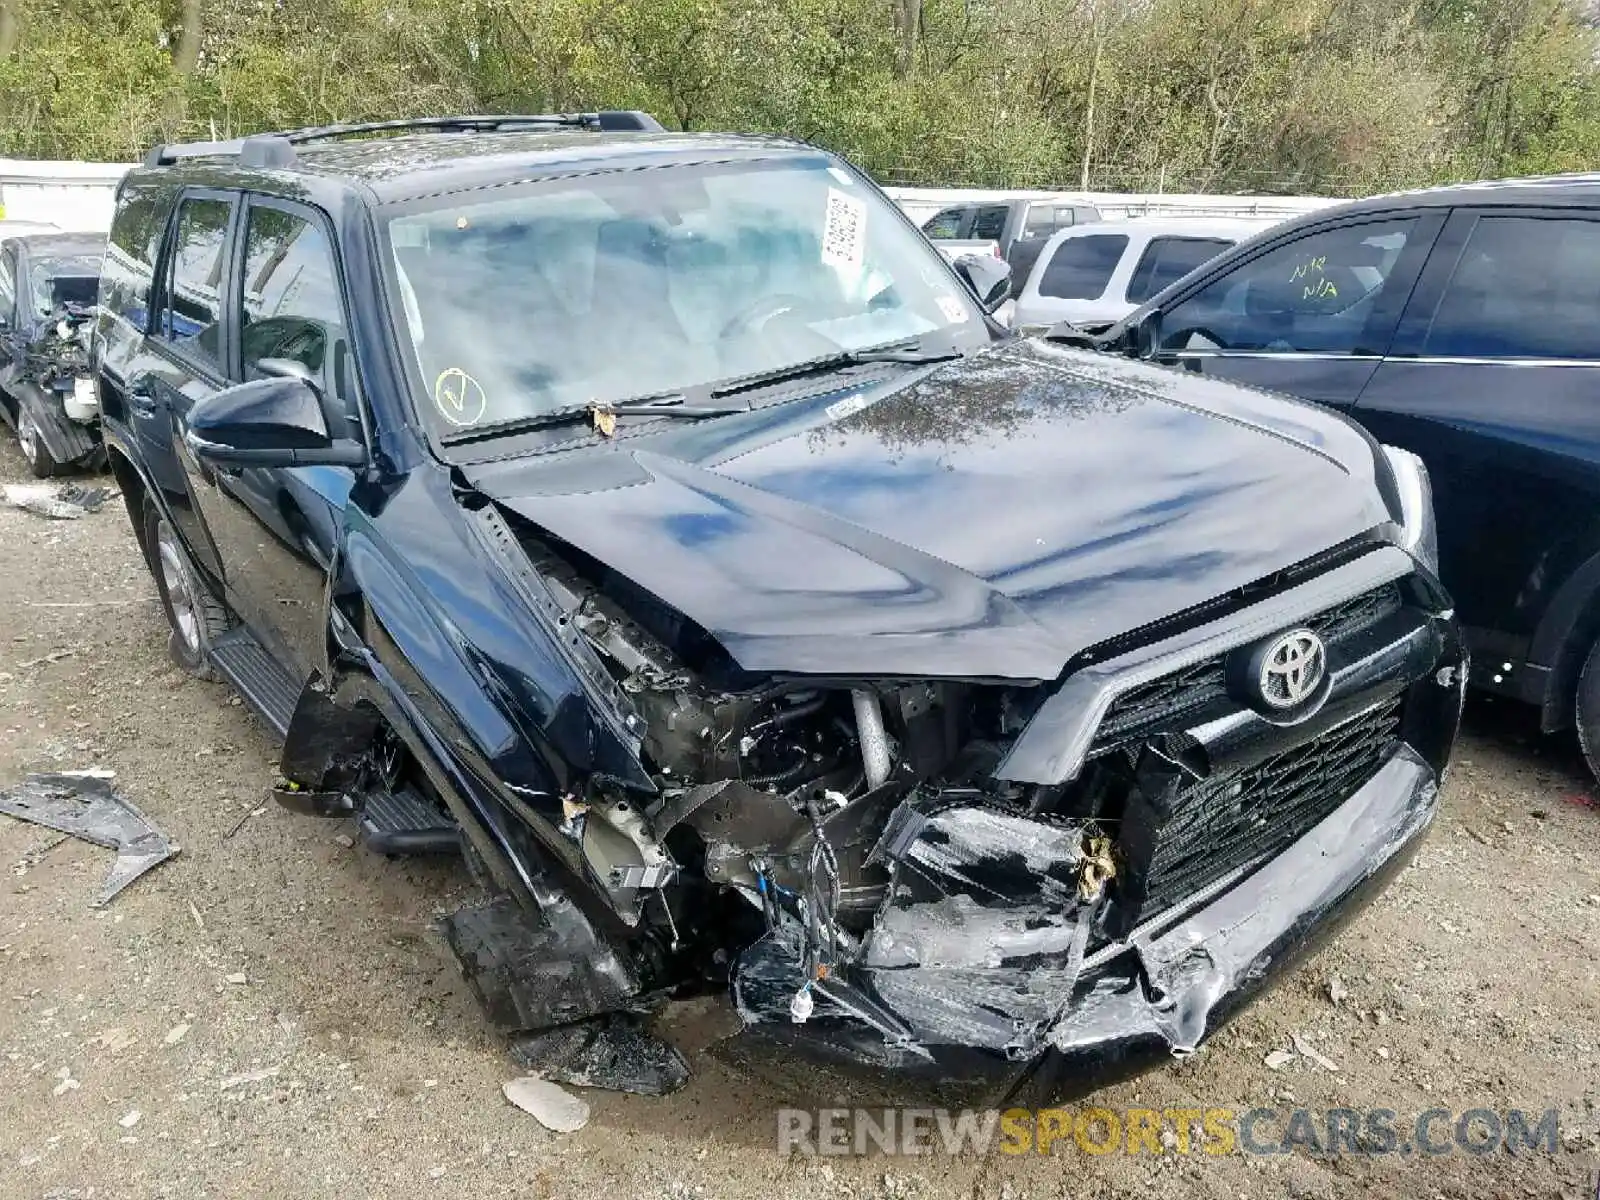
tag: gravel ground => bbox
[0,440,1597,1200]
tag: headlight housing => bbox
[1381,445,1438,573]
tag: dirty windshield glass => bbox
[30,255,101,319]
[383,155,986,434]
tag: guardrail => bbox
[0,159,134,233]
[884,185,1340,225]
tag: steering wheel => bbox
[718,293,814,343]
[1163,325,1229,352]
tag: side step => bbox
[360,786,458,855]
[208,627,300,738]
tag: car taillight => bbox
[992,244,1003,258]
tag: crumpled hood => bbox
[463,340,1392,680]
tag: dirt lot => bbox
[0,442,1597,1200]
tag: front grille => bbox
[1090,581,1403,756]
[1138,697,1403,920]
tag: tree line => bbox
[1,0,1596,196]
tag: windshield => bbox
[30,254,101,319]
[382,154,988,434]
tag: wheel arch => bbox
[105,445,152,566]
[1526,546,1600,732]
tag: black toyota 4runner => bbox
[93,112,1465,1102]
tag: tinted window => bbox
[1037,234,1129,300]
[103,189,171,331]
[159,197,233,366]
[922,207,966,239]
[238,205,359,421]
[1125,236,1234,304]
[1159,219,1415,354]
[1424,216,1600,359]
[1024,206,1075,238]
[971,205,1009,241]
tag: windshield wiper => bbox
[707,339,962,400]
[440,392,745,446]
[440,339,963,447]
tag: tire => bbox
[143,497,230,678]
[16,408,61,479]
[1576,636,1600,781]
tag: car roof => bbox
[1296,171,1600,221]
[1042,215,1277,248]
[0,220,62,239]
[2,232,106,259]
[141,128,820,206]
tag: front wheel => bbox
[16,409,61,479]
[143,497,229,677]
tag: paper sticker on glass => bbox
[821,188,867,271]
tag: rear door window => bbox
[970,205,1010,241]
[1159,218,1417,354]
[158,196,235,368]
[1423,215,1600,359]
[1022,206,1076,240]
[922,207,968,239]
[1036,234,1129,300]
[1124,236,1235,304]
[104,190,171,331]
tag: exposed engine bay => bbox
[1,276,103,475]
[29,299,98,414]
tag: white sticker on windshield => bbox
[826,393,872,422]
[936,294,968,324]
[821,188,867,270]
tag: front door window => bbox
[1160,219,1417,355]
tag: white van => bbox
[1013,216,1283,334]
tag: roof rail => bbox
[142,111,666,169]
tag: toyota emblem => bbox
[1256,629,1326,709]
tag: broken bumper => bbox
[729,742,1442,1105]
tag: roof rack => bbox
[143,111,666,169]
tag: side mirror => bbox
[952,254,1013,314]
[185,374,366,468]
[1130,309,1164,359]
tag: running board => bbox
[360,785,458,855]
[208,627,301,739]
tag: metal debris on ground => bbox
[502,1075,591,1132]
[0,770,178,904]
[2,482,114,520]
[507,1013,690,1096]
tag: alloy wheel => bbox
[156,522,201,655]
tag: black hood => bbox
[463,341,1393,680]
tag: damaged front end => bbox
[460,507,1463,1103]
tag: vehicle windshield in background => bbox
[31,255,102,320]
[383,156,987,435]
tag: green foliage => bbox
[0,0,1597,193]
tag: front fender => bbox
[332,469,655,918]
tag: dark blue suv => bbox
[93,113,1464,1103]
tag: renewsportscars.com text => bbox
[776,1106,1563,1159]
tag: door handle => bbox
[127,379,160,416]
